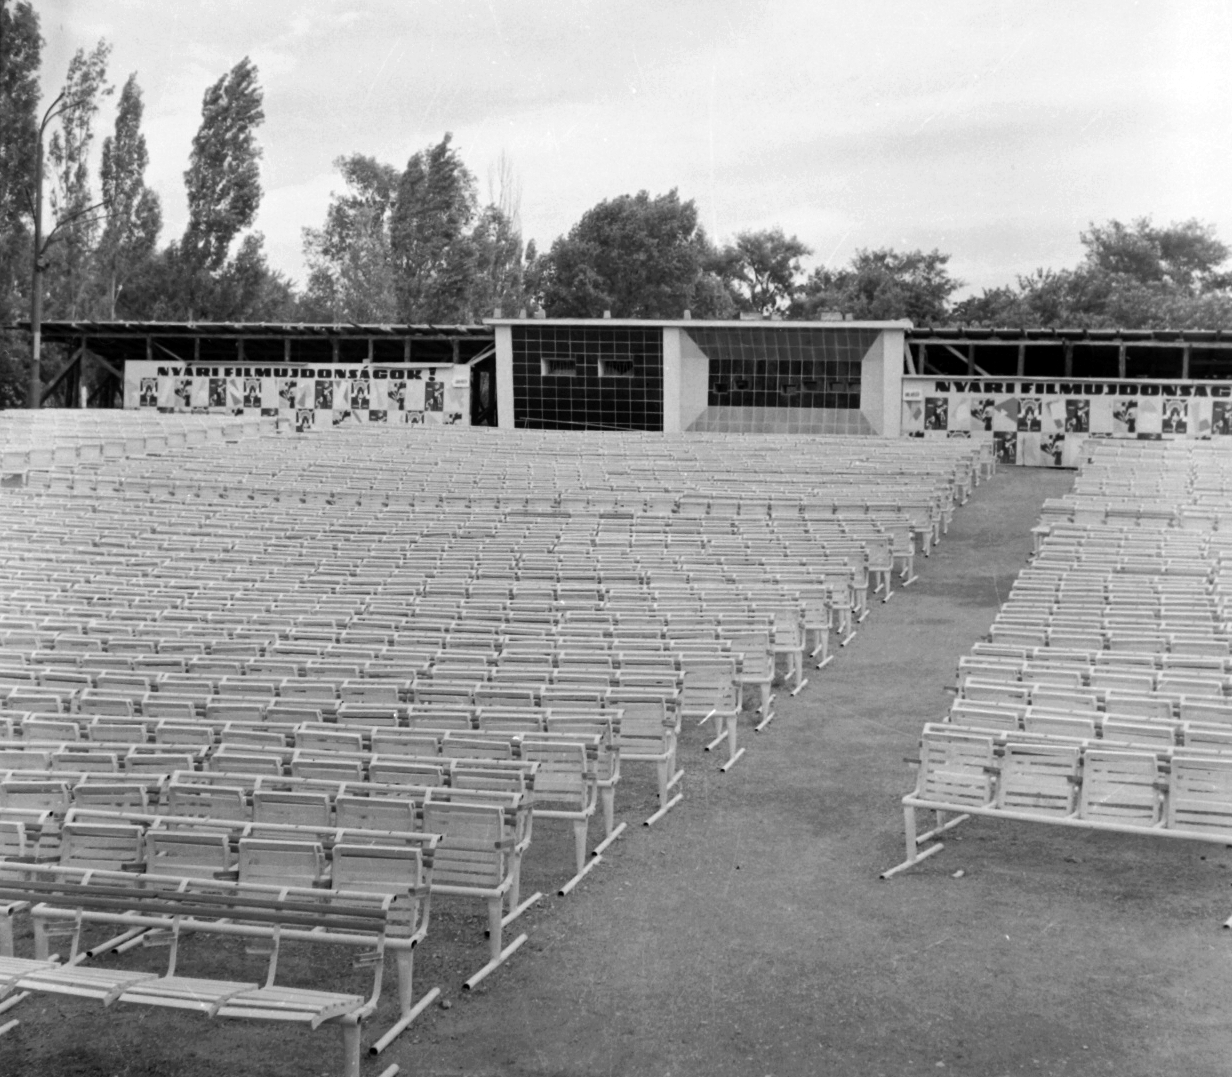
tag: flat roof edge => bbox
[485,318,913,329]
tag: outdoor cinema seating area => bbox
[889,439,1232,879]
[0,414,984,1075]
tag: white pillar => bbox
[494,325,515,430]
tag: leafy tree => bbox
[535,189,719,318]
[301,153,399,321]
[182,56,263,274]
[210,232,295,320]
[467,203,523,318]
[303,139,531,323]
[388,133,478,321]
[948,285,1027,328]
[0,0,41,324]
[716,227,811,315]
[126,232,294,323]
[793,247,961,323]
[44,40,111,317]
[0,1,41,409]
[97,73,161,318]
[951,219,1232,330]
[1080,217,1229,293]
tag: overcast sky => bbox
[35,0,1232,298]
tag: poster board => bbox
[123,361,470,430]
[901,376,1232,467]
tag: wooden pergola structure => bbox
[15,321,496,407]
[906,326,1232,382]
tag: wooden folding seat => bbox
[1102,719,1176,749]
[22,715,81,741]
[71,781,151,813]
[1088,669,1155,693]
[59,820,146,870]
[1030,686,1100,713]
[252,789,333,827]
[960,679,1031,707]
[404,704,473,730]
[604,691,680,824]
[143,824,234,879]
[369,757,448,787]
[909,728,997,809]
[1022,712,1097,740]
[948,701,1022,733]
[237,836,328,888]
[208,749,284,779]
[1167,754,1232,838]
[1078,749,1163,826]
[205,700,267,724]
[957,657,1022,687]
[289,751,365,783]
[1179,699,1232,726]
[1157,673,1224,698]
[1102,691,1174,721]
[335,794,419,834]
[995,741,1080,817]
[421,797,535,989]
[519,737,599,886]
[50,748,119,774]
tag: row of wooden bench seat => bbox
[0,702,630,745]
[0,723,621,869]
[947,699,1232,752]
[1,769,545,990]
[957,654,1232,692]
[986,625,1232,656]
[968,640,1232,672]
[2,773,527,836]
[889,439,1232,879]
[0,856,429,1074]
[958,676,1232,717]
[884,724,1232,877]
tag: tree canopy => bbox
[952,218,1232,329]
[301,135,526,324]
[182,56,263,274]
[794,247,961,323]
[532,189,730,318]
[715,228,811,316]
[97,73,162,319]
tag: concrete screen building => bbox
[490,317,910,436]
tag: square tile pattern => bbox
[691,326,877,410]
[513,327,664,430]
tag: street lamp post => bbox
[26,91,91,410]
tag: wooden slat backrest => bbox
[914,729,996,806]
[421,801,506,889]
[1078,749,1163,825]
[995,742,1080,817]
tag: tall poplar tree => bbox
[389,133,477,322]
[182,56,263,274]
[97,73,160,318]
[45,39,111,317]
[0,0,41,322]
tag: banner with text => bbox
[122,360,470,430]
[901,376,1232,467]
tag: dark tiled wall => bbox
[512,327,663,430]
[690,326,878,409]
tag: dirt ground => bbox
[7,464,1232,1077]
